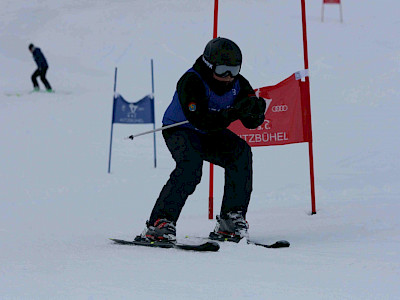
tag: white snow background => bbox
[1,0,399,299]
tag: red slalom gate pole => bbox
[209,0,219,220]
[301,0,317,214]
[213,0,218,38]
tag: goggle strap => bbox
[202,56,213,70]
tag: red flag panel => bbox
[323,0,340,4]
[229,73,311,147]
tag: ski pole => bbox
[125,120,189,140]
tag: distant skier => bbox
[135,37,267,243]
[28,43,52,92]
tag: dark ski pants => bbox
[31,67,52,90]
[149,127,253,225]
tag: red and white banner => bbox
[209,0,317,217]
[229,72,312,147]
[322,0,343,22]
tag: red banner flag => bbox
[322,0,343,23]
[323,0,340,4]
[229,72,312,147]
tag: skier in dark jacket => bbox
[28,44,52,92]
[137,37,266,243]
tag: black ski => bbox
[247,239,290,248]
[207,234,290,249]
[110,238,220,252]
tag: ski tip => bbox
[109,238,132,244]
[247,239,290,248]
[272,240,290,248]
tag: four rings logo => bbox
[271,105,288,112]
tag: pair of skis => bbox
[110,236,290,252]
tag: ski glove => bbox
[236,96,267,129]
[234,96,266,118]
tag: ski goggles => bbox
[214,64,241,78]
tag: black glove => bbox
[234,96,266,118]
[250,97,266,117]
[237,97,266,129]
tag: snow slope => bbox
[1,0,399,299]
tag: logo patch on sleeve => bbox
[188,102,197,112]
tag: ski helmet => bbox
[202,37,242,77]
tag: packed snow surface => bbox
[1,0,399,299]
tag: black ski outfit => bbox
[148,47,266,226]
[29,44,52,90]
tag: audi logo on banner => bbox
[271,105,288,113]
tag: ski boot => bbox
[135,218,176,243]
[209,211,249,243]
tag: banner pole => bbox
[151,59,157,168]
[208,0,219,220]
[340,2,343,23]
[213,0,219,38]
[301,0,317,214]
[108,67,118,174]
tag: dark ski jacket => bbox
[163,56,266,133]
[32,47,48,70]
